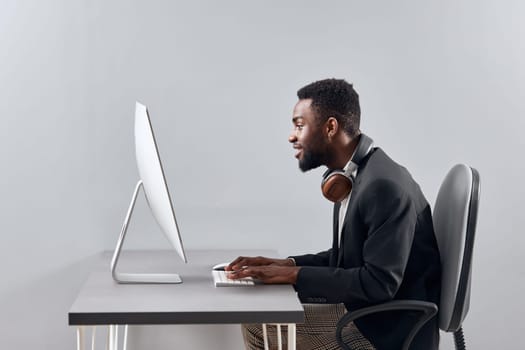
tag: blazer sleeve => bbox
[289,249,332,267]
[294,179,417,304]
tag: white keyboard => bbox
[212,270,255,287]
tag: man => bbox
[227,78,441,350]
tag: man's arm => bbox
[288,249,332,267]
[226,252,331,284]
[294,179,417,304]
[227,246,333,273]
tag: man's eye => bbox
[295,125,304,131]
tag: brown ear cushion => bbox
[321,174,353,203]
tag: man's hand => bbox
[225,256,299,284]
[226,256,295,271]
[227,265,300,284]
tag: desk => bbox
[69,250,304,350]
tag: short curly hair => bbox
[297,78,360,137]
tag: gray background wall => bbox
[1,0,523,348]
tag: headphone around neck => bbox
[321,134,374,203]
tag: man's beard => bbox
[299,148,327,172]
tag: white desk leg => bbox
[91,326,96,350]
[262,324,269,350]
[287,324,296,350]
[100,324,127,350]
[123,325,129,350]
[77,326,85,350]
[262,323,295,350]
[276,324,283,350]
[114,324,118,350]
[108,325,115,350]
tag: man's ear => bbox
[325,117,339,141]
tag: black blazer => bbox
[291,148,441,350]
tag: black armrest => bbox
[335,300,438,350]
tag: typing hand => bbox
[226,256,295,272]
[227,265,300,284]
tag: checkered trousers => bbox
[241,303,375,350]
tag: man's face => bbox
[288,99,330,172]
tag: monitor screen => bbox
[134,102,187,263]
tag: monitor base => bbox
[110,180,184,284]
[113,272,182,284]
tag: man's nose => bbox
[288,131,297,143]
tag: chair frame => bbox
[335,300,437,350]
[335,166,480,350]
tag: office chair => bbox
[335,164,480,350]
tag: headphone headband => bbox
[320,133,374,203]
[349,133,374,167]
[321,134,374,178]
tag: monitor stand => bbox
[110,180,183,284]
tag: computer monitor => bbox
[110,102,187,284]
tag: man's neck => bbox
[326,133,361,170]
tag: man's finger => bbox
[227,256,247,270]
[226,267,250,279]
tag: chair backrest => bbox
[433,164,480,332]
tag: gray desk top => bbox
[69,250,304,325]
